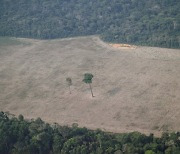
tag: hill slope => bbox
[0,36,180,136]
[0,0,180,48]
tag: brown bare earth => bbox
[109,43,137,49]
[0,36,180,136]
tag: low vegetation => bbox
[0,112,180,154]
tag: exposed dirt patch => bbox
[0,36,180,136]
[109,43,137,49]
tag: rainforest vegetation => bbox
[0,0,180,48]
[0,112,180,154]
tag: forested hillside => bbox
[0,112,180,154]
[0,0,180,48]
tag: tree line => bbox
[0,111,180,154]
[0,0,179,48]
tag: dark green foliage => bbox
[0,112,180,154]
[66,78,72,86]
[83,73,94,97]
[0,0,179,48]
[83,73,93,84]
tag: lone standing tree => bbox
[66,77,72,94]
[83,73,94,97]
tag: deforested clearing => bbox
[0,36,180,136]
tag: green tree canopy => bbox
[66,77,72,94]
[82,73,93,84]
[0,0,179,48]
[83,73,94,97]
[0,112,180,154]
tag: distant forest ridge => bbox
[0,0,180,48]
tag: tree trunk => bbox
[69,86,71,94]
[89,83,94,97]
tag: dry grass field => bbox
[0,36,180,136]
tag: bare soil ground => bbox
[109,43,137,49]
[0,36,180,136]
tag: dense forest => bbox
[0,0,180,48]
[0,112,180,154]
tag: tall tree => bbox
[66,77,72,94]
[83,73,94,97]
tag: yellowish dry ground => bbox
[109,43,137,49]
[0,36,180,136]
